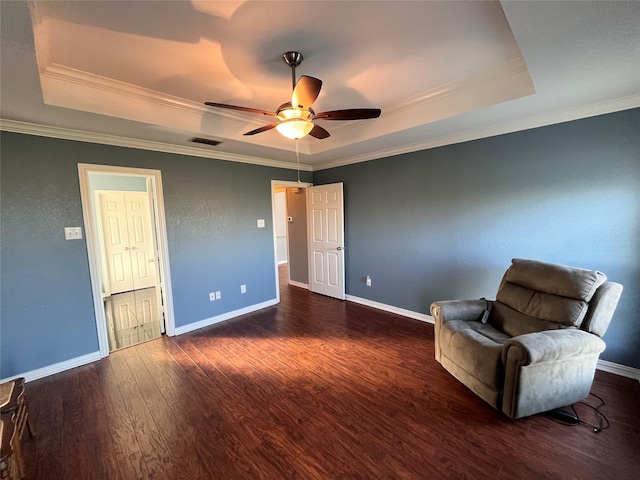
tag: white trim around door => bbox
[78,163,176,358]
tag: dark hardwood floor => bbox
[20,267,640,479]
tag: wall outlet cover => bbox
[64,227,83,240]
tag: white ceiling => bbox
[1,1,639,171]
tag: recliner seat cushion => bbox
[440,320,509,391]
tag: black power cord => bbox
[546,393,610,433]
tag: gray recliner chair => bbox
[431,258,623,419]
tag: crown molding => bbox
[37,59,535,159]
[309,57,534,155]
[43,64,248,122]
[314,94,640,171]
[39,63,317,155]
[0,119,314,171]
[383,58,531,117]
[4,91,637,174]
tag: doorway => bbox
[271,180,346,302]
[271,180,312,302]
[96,189,163,350]
[78,164,175,357]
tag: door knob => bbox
[131,246,137,250]
[337,247,342,251]
[124,247,129,250]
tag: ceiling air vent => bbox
[189,137,222,147]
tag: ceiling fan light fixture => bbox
[278,107,310,120]
[205,50,381,141]
[275,117,314,139]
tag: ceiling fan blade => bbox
[314,108,381,120]
[244,123,280,136]
[309,124,330,139]
[205,102,277,117]
[291,76,322,109]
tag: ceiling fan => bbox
[205,51,381,140]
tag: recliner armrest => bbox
[430,300,488,323]
[502,328,605,366]
[501,328,606,418]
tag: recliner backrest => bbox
[580,281,623,337]
[489,258,608,337]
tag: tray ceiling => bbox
[1,1,638,170]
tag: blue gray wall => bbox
[1,108,638,378]
[314,109,640,368]
[0,132,308,377]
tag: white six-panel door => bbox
[124,194,157,290]
[99,192,157,294]
[307,183,345,300]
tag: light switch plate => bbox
[64,227,83,240]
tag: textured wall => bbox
[0,132,308,377]
[1,136,99,376]
[314,109,640,368]
[2,109,638,377]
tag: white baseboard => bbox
[288,280,309,290]
[1,351,102,384]
[597,359,640,381]
[346,295,434,324]
[174,299,279,336]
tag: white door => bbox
[124,194,157,290]
[307,183,345,300]
[100,193,157,294]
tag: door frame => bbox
[78,163,176,357]
[271,180,312,302]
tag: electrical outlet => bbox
[215,291,221,300]
[209,292,216,301]
[366,276,372,287]
[257,219,265,228]
[64,227,83,240]
[240,284,247,294]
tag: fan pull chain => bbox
[296,139,301,183]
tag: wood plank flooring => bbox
[19,268,640,479]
